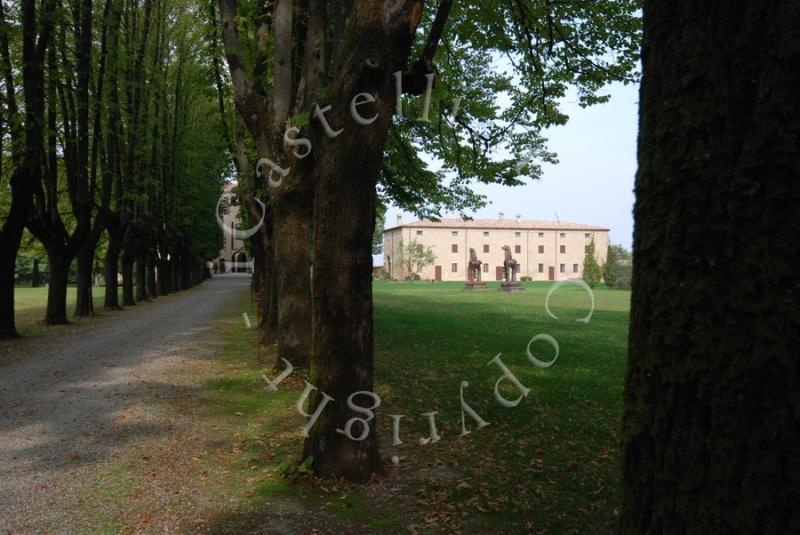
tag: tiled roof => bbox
[386,218,609,232]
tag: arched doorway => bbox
[233,251,248,273]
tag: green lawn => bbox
[11,285,122,337]
[372,281,630,533]
[154,280,632,534]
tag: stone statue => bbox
[467,248,483,283]
[502,245,519,282]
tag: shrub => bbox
[582,239,603,288]
[610,264,632,290]
[604,244,633,289]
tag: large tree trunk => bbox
[104,230,122,309]
[0,0,56,338]
[74,237,97,317]
[264,267,278,346]
[621,2,800,532]
[121,251,135,306]
[146,250,157,297]
[301,1,421,482]
[260,254,279,347]
[158,255,170,295]
[0,172,28,337]
[44,252,70,325]
[250,206,278,346]
[0,223,24,339]
[273,196,312,368]
[135,249,149,302]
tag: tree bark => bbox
[158,255,170,295]
[274,195,312,368]
[44,252,69,325]
[170,253,180,291]
[121,251,135,306]
[251,228,278,346]
[147,250,157,298]
[621,2,800,532]
[104,230,122,309]
[0,232,23,338]
[135,249,149,302]
[74,236,97,317]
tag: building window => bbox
[585,244,590,253]
[560,245,566,254]
[416,230,423,236]
[451,263,458,273]
[452,231,459,236]
[515,245,521,254]
[573,264,579,273]
[515,232,521,237]
[483,231,490,237]
[585,233,591,238]
[483,244,489,253]
[560,264,565,273]
[416,243,423,253]
[538,245,544,254]
[483,263,489,273]
[538,232,544,237]
[538,263,544,273]
[452,244,458,253]
[560,232,566,238]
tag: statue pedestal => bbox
[498,282,525,292]
[464,282,488,291]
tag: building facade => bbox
[383,214,609,282]
[217,183,249,272]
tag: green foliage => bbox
[372,203,386,255]
[379,1,642,218]
[604,244,632,289]
[397,239,437,281]
[582,238,603,288]
[287,112,311,127]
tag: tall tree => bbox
[0,0,58,336]
[582,238,601,288]
[101,0,126,310]
[621,1,800,532]
[74,0,114,317]
[398,239,436,280]
[219,0,313,368]
[26,0,95,324]
[205,0,278,345]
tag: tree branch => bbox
[294,0,326,114]
[272,0,293,130]
[404,0,453,95]
[218,0,254,108]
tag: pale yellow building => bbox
[383,213,609,282]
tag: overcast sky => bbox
[380,81,640,264]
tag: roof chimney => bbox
[516,213,522,223]
[396,214,403,226]
[498,211,505,220]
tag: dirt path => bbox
[0,275,251,533]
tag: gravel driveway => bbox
[0,274,250,533]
